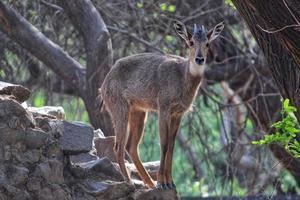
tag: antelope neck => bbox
[188,59,205,77]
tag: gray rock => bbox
[79,179,134,199]
[71,157,123,181]
[8,166,29,186]
[127,161,159,181]
[0,81,30,103]
[0,98,35,129]
[28,106,65,120]
[35,184,71,200]
[4,185,31,200]
[133,188,180,200]
[22,149,41,164]
[51,121,94,155]
[34,159,64,184]
[26,177,42,192]
[70,152,99,164]
[24,129,50,149]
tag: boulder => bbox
[28,106,65,120]
[79,179,134,199]
[50,121,94,155]
[133,189,180,200]
[0,81,30,103]
[8,165,29,186]
[0,126,49,149]
[70,157,124,181]
[33,159,64,184]
[127,161,159,181]
[0,97,35,129]
[70,152,99,164]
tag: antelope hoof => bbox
[155,181,165,190]
[155,181,176,190]
[166,182,176,190]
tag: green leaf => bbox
[160,3,167,11]
[136,2,143,8]
[168,4,176,12]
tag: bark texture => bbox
[232,0,300,184]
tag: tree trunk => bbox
[232,0,300,185]
[61,0,114,135]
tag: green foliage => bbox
[136,2,143,8]
[224,0,236,10]
[252,99,300,158]
[0,69,4,78]
[159,3,176,13]
[33,90,46,107]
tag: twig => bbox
[40,0,64,12]
[283,0,300,25]
[107,25,164,53]
[257,23,300,34]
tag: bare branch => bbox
[0,1,85,93]
[107,25,164,53]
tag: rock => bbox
[24,128,50,149]
[34,159,64,184]
[50,121,94,155]
[71,157,124,181]
[70,152,99,164]
[0,126,48,149]
[127,161,159,181]
[22,149,41,164]
[38,184,71,200]
[0,98,35,129]
[0,81,30,103]
[4,185,31,200]
[35,185,71,200]
[26,177,42,192]
[28,106,65,120]
[8,166,29,186]
[79,179,134,199]
[133,189,180,200]
[94,136,117,162]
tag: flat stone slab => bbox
[70,152,99,164]
[51,121,94,155]
[0,97,35,130]
[71,157,124,181]
[0,81,30,103]
[133,188,180,200]
[28,106,65,120]
[79,179,134,199]
[127,161,159,181]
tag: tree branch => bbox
[61,0,114,135]
[0,1,85,93]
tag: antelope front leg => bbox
[156,111,170,189]
[164,115,182,189]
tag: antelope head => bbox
[174,20,224,75]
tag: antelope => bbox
[99,20,224,189]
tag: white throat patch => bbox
[189,60,206,76]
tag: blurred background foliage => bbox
[1,0,299,197]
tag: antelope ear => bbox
[174,20,192,45]
[207,21,224,42]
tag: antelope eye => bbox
[206,43,209,47]
[189,41,194,46]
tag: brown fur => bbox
[99,21,224,188]
[100,53,202,187]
